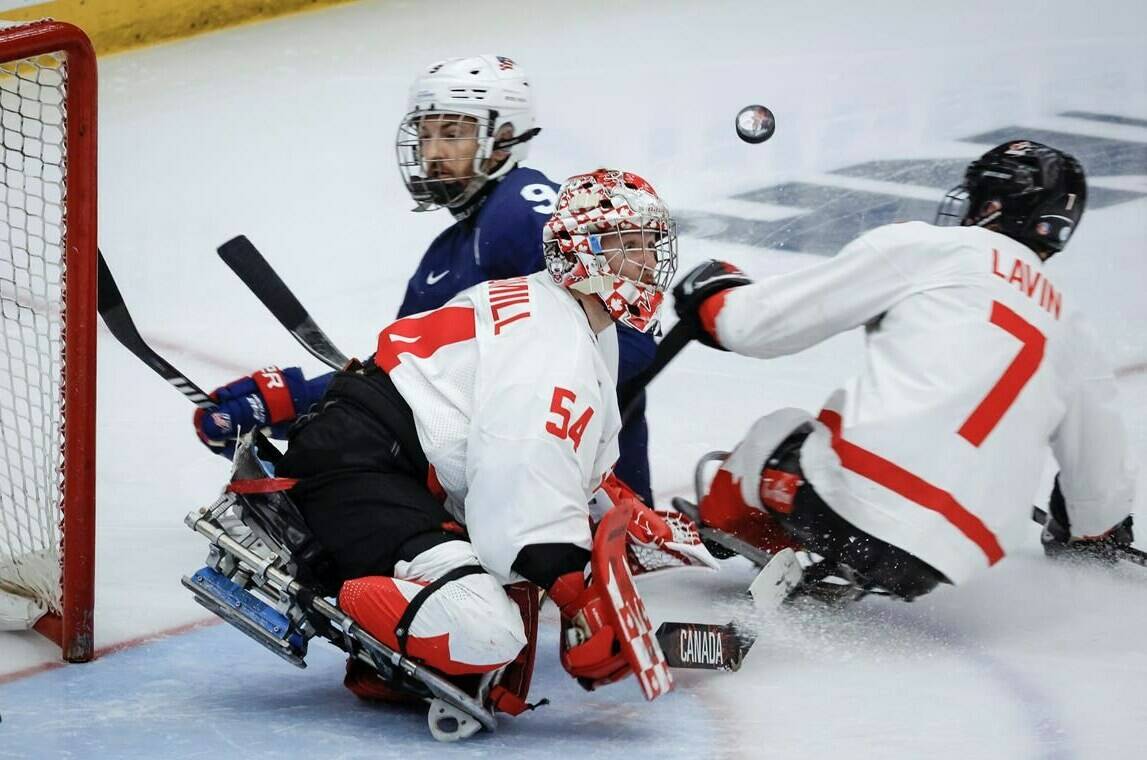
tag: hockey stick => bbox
[97,250,214,408]
[618,318,695,422]
[1031,506,1147,567]
[654,547,800,671]
[216,235,349,370]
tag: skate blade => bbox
[183,567,307,668]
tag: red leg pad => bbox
[339,576,506,677]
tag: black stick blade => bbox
[216,236,349,369]
[218,235,309,328]
[97,250,213,408]
[655,621,755,672]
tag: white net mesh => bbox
[0,39,68,622]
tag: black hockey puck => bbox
[735,105,775,144]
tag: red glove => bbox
[596,473,720,573]
[627,506,720,572]
[548,571,631,688]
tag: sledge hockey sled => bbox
[182,432,498,742]
[677,451,892,604]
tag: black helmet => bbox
[936,140,1087,256]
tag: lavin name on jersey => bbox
[991,248,1062,320]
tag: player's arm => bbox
[192,367,332,458]
[1044,337,1136,553]
[674,226,922,358]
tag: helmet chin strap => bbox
[492,127,541,151]
[570,275,612,298]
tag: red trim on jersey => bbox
[374,306,477,373]
[251,367,296,424]
[698,289,732,345]
[818,409,1004,565]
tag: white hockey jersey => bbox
[375,271,621,583]
[706,222,1135,584]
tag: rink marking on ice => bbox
[0,616,220,686]
[98,321,253,378]
[148,336,253,376]
[804,172,946,201]
[1115,361,1147,378]
[866,603,1076,760]
[1060,111,1147,130]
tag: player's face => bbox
[599,230,660,287]
[417,114,480,181]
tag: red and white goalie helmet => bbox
[543,169,678,333]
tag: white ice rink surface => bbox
[3,0,1147,756]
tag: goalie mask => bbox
[543,169,678,333]
[396,55,540,212]
[936,140,1087,257]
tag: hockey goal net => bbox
[0,20,97,662]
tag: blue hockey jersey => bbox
[398,167,559,317]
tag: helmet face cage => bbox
[935,141,1087,255]
[543,169,678,333]
[395,55,537,213]
[395,109,498,211]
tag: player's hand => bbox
[627,506,721,573]
[1042,513,1134,563]
[672,260,752,349]
[548,570,632,690]
[193,366,311,458]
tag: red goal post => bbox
[0,19,97,662]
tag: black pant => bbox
[276,365,460,585]
[767,427,949,600]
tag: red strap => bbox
[227,477,298,494]
[250,366,296,425]
[488,685,530,716]
[818,410,1003,565]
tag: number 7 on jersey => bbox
[958,300,1046,447]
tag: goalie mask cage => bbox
[0,20,97,662]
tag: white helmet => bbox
[396,55,540,212]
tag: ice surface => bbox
[2,0,1146,756]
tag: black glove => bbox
[672,260,751,349]
[1041,479,1134,562]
